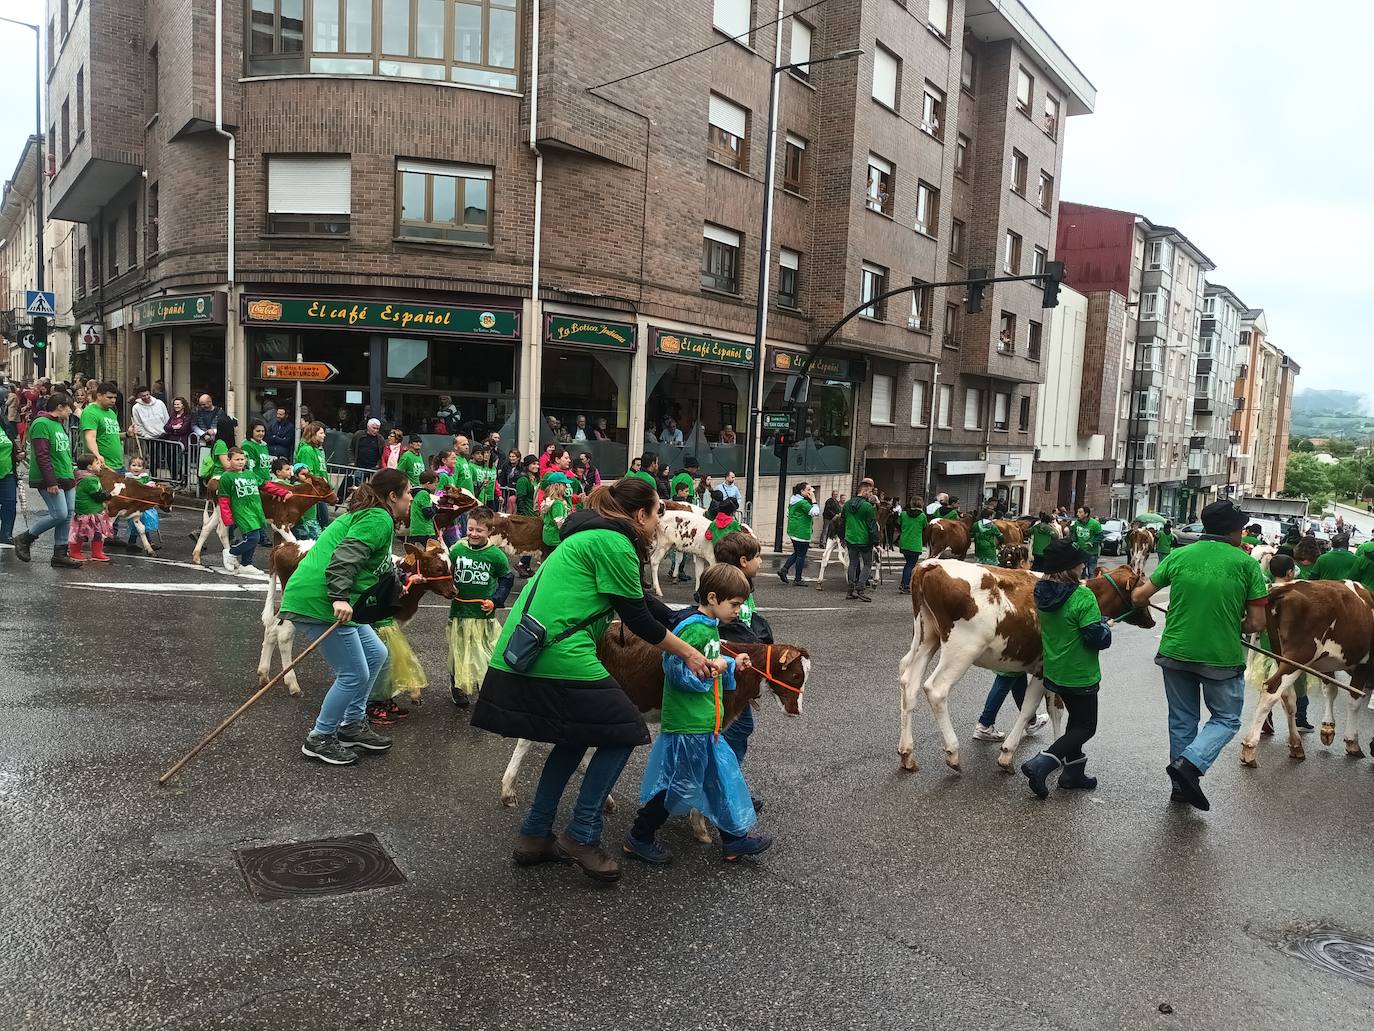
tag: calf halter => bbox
[720,643,803,694]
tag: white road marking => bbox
[64,581,266,593]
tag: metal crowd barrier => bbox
[127,436,192,490]
[326,463,378,507]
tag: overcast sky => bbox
[0,0,1359,398]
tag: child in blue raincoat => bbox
[622,563,773,865]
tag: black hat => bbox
[684,455,700,469]
[1201,499,1248,535]
[1037,538,1090,574]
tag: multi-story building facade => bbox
[1028,282,1123,514]
[44,0,1092,536]
[1190,281,1245,508]
[1,134,76,383]
[1231,310,1298,498]
[1054,203,1215,520]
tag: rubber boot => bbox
[89,537,111,562]
[1058,756,1098,791]
[68,539,87,562]
[1020,751,1063,799]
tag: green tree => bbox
[1291,435,1314,453]
[1328,458,1367,499]
[1282,452,1332,502]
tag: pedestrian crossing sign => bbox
[25,290,56,317]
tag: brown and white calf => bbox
[647,509,754,597]
[1238,579,1374,768]
[191,471,337,566]
[499,625,809,838]
[1125,527,1156,574]
[257,536,455,698]
[96,467,173,555]
[924,515,972,560]
[482,513,551,569]
[897,558,1154,772]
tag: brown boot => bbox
[512,832,569,867]
[555,830,622,882]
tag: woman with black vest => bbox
[473,477,712,882]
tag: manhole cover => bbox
[1281,926,1374,987]
[235,832,406,902]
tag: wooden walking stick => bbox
[1146,602,1364,699]
[158,619,344,786]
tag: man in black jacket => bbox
[353,418,384,469]
[265,406,294,459]
[820,489,841,547]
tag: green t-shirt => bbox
[409,488,436,538]
[515,474,536,516]
[1040,584,1104,688]
[1357,539,1374,560]
[26,416,73,483]
[1310,548,1359,582]
[1030,521,1057,557]
[543,497,569,546]
[0,430,12,479]
[218,470,266,531]
[472,463,497,504]
[243,439,271,482]
[626,470,657,489]
[788,497,819,542]
[295,440,327,477]
[448,540,511,620]
[843,497,876,546]
[436,470,454,493]
[490,527,643,681]
[211,439,230,474]
[451,455,475,494]
[1241,534,1261,548]
[397,450,424,486]
[279,508,397,625]
[80,403,124,469]
[898,510,927,553]
[1150,540,1268,668]
[671,472,696,500]
[659,618,724,734]
[1068,518,1102,556]
[1156,531,1174,556]
[973,519,1003,562]
[74,474,107,516]
[738,594,756,628]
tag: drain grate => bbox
[235,832,406,902]
[1281,926,1374,987]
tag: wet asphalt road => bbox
[2,501,1373,1031]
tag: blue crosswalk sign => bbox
[25,290,56,317]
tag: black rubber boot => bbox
[1020,751,1062,799]
[1058,756,1098,791]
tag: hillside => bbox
[1290,388,1374,439]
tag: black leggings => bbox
[1044,686,1098,764]
[631,790,744,844]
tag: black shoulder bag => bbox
[503,567,613,673]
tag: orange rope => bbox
[720,643,803,694]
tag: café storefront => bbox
[540,313,635,475]
[644,327,755,478]
[240,294,521,447]
[759,347,862,478]
[131,291,228,404]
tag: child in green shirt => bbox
[972,508,1003,564]
[406,470,439,545]
[71,453,114,563]
[1020,539,1113,798]
[898,500,928,592]
[712,532,772,769]
[217,447,290,577]
[122,454,161,550]
[624,563,771,865]
[541,473,571,548]
[244,420,272,483]
[1156,521,1175,560]
[446,507,515,708]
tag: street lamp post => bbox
[741,37,862,538]
[1,16,45,378]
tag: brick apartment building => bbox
[1232,309,1298,498]
[1055,203,1217,520]
[42,0,1092,537]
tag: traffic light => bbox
[773,429,793,459]
[32,316,48,375]
[964,268,988,314]
[1041,261,1065,309]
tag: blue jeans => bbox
[779,539,809,582]
[520,743,633,844]
[296,619,389,736]
[722,703,755,763]
[900,549,922,590]
[315,501,333,528]
[231,526,268,569]
[0,472,16,542]
[847,544,873,591]
[126,506,159,543]
[29,486,76,547]
[1084,553,1099,578]
[1161,667,1245,774]
[978,672,1028,727]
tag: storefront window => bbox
[645,358,749,478]
[756,374,854,475]
[540,346,631,475]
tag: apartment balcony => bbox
[1229,431,1241,445]
[1194,396,1214,416]
[1132,365,1164,391]
[1196,356,1213,376]
[1189,435,1206,451]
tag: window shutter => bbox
[872,46,897,106]
[708,94,748,138]
[785,132,807,151]
[927,0,950,32]
[712,0,749,39]
[791,20,811,68]
[910,380,925,426]
[871,374,893,424]
[268,156,351,214]
[704,224,740,247]
[965,388,981,428]
[397,158,491,180]
[868,154,893,176]
[779,248,799,270]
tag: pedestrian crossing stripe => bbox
[25,290,56,317]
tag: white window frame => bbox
[789,18,811,76]
[1032,246,1047,276]
[910,379,927,427]
[267,154,352,235]
[712,0,750,42]
[778,247,800,308]
[872,44,898,109]
[964,387,983,430]
[908,282,930,331]
[1016,66,1033,114]
[861,262,886,319]
[1011,150,1027,194]
[1003,230,1021,274]
[926,0,950,37]
[915,180,937,236]
[870,373,894,426]
[921,83,944,138]
[866,153,893,215]
[707,93,748,168]
[937,383,952,427]
[993,391,1010,431]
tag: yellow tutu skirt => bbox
[448,617,501,698]
[372,622,428,704]
[1245,651,1311,698]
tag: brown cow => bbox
[1125,526,1156,574]
[430,489,481,532]
[498,627,809,828]
[484,513,551,568]
[191,470,338,566]
[96,467,174,555]
[1238,579,1374,768]
[925,513,973,559]
[257,537,456,697]
[898,558,1154,772]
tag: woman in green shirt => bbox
[472,477,714,882]
[12,393,83,568]
[282,468,414,767]
[897,497,928,593]
[295,420,332,528]
[0,420,15,546]
[778,482,820,586]
[243,420,272,483]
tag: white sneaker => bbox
[973,723,1005,742]
[1025,713,1051,737]
[222,547,241,572]
[236,565,269,579]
